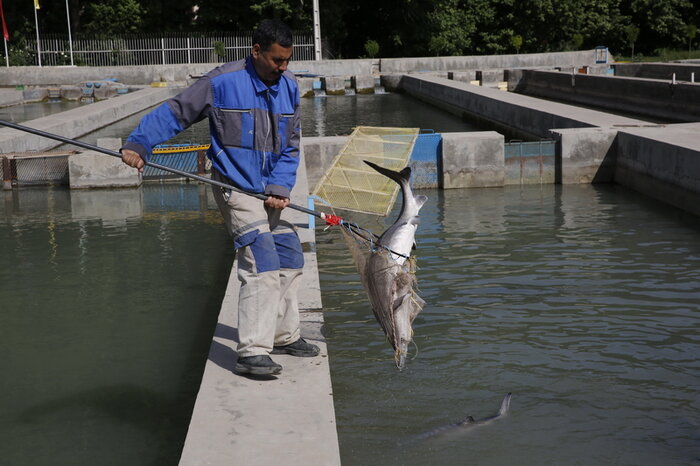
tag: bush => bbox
[364,39,379,58]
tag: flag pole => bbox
[65,0,74,66]
[33,0,42,67]
[3,37,8,67]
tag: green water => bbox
[317,184,700,465]
[0,100,85,123]
[0,185,233,465]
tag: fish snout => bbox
[395,341,409,370]
[395,352,406,370]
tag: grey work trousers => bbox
[212,170,303,358]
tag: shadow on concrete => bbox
[213,323,239,342]
[208,339,238,371]
[209,324,281,380]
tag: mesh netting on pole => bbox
[311,126,419,216]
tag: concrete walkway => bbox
[0,87,178,153]
[179,150,341,465]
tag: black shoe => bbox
[271,338,320,357]
[235,355,282,375]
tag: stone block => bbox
[69,137,142,188]
[448,71,477,83]
[22,87,48,102]
[352,75,375,94]
[60,85,82,101]
[298,77,315,98]
[549,127,618,184]
[476,70,504,85]
[94,86,118,100]
[321,76,347,95]
[441,131,504,188]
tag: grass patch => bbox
[615,48,700,62]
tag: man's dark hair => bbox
[253,19,293,51]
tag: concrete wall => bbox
[613,63,700,81]
[302,132,505,191]
[380,49,604,73]
[397,74,645,140]
[0,89,24,107]
[69,138,142,188]
[614,123,700,216]
[0,87,178,153]
[549,127,618,184]
[516,69,700,123]
[0,50,604,87]
[441,132,504,188]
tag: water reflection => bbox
[0,101,84,123]
[319,184,700,466]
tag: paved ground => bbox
[179,150,341,466]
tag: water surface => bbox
[0,100,84,124]
[0,185,233,465]
[317,184,700,465]
[69,92,476,146]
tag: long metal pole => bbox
[312,0,322,60]
[65,0,74,66]
[33,4,41,66]
[0,119,407,256]
[3,37,7,67]
[0,119,325,220]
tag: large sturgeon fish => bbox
[405,393,513,444]
[362,160,427,370]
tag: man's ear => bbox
[251,43,261,58]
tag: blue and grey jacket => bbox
[122,56,301,198]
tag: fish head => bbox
[393,292,423,370]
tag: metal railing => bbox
[20,32,315,67]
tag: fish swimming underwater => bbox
[408,393,513,443]
[362,160,427,370]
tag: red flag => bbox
[0,0,9,41]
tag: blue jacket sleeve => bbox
[265,85,301,198]
[122,78,212,162]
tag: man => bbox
[120,19,319,376]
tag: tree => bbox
[687,24,698,57]
[81,0,145,36]
[625,24,640,58]
[511,34,523,54]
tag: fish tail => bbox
[364,160,410,185]
[499,393,512,416]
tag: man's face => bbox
[251,42,293,86]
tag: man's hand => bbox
[264,195,290,210]
[121,149,145,172]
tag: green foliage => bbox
[625,24,640,43]
[625,24,640,57]
[511,35,523,53]
[364,39,380,58]
[616,48,700,62]
[81,0,145,37]
[213,41,226,61]
[572,33,584,50]
[7,35,36,66]
[3,0,699,59]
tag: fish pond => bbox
[318,183,700,465]
[1,183,699,464]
